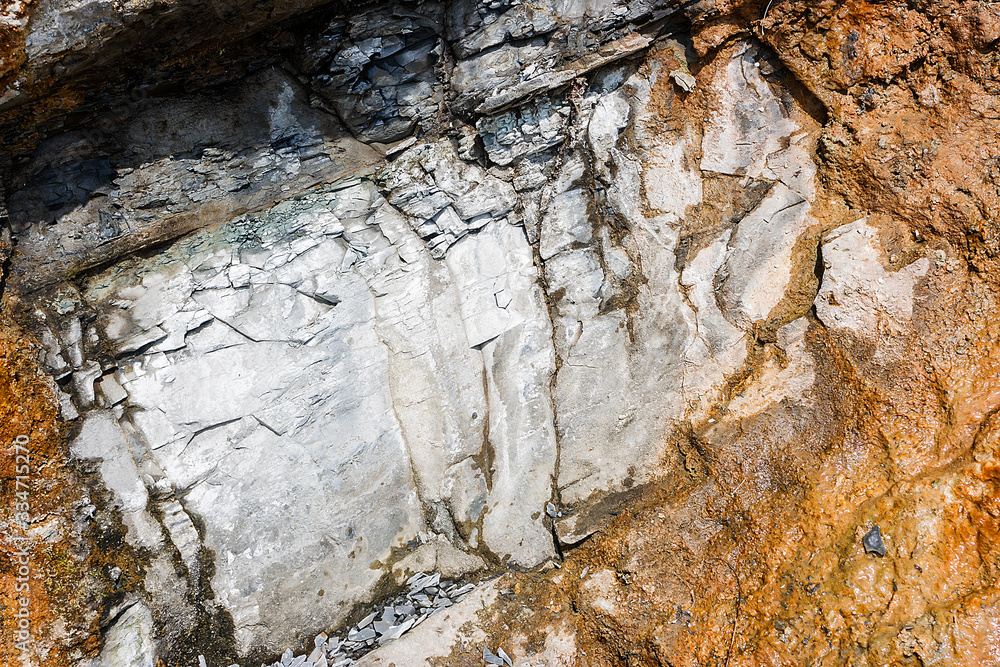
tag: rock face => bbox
[2,0,1000,665]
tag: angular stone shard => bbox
[863,525,888,557]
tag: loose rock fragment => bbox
[862,525,887,557]
[670,70,697,92]
[483,646,505,665]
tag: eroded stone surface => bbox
[4,22,828,665]
[546,38,821,543]
[816,218,930,344]
[92,602,156,667]
[7,67,381,292]
[4,0,1000,664]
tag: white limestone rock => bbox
[95,602,156,667]
[588,91,631,172]
[445,221,529,348]
[158,499,203,574]
[680,231,749,410]
[815,218,930,345]
[391,540,486,584]
[546,62,740,542]
[15,22,838,661]
[547,38,821,542]
[717,183,814,329]
[537,154,591,261]
[726,317,816,419]
[474,226,559,566]
[643,138,704,219]
[82,191,429,654]
[700,41,800,179]
[359,199,490,527]
[70,412,147,515]
[378,141,518,257]
[71,171,561,653]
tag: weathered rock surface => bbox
[2,0,1000,665]
[7,67,382,292]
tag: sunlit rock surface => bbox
[2,0,1000,665]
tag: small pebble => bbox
[863,525,887,557]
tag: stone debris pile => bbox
[200,573,478,667]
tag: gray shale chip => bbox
[483,647,505,665]
[862,525,887,557]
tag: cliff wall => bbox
[1,0,999,665]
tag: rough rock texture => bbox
[0,321,143,667]
[2,0,1000,665]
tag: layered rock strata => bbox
[1,0,999,665]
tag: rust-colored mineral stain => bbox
[0,0,37,83]
[444,2,1000,658]
[0,318,141,667]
